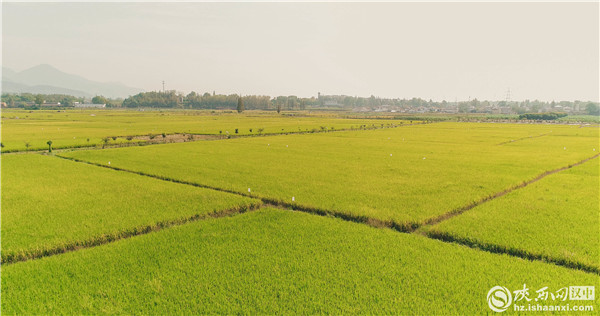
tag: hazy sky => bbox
[2,2,599,101]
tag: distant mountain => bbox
[1,64,142,98]
[2,66,17,78]
[2,80,92,97]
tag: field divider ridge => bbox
[496,132,552,145]
[420,153,599,227]
[422,230,600,275]
[2,121,432,155]
[413,153,600,275]
[2,201,263,265]
[55,154,422,233]
[261,198,421,233]
[54,153,600,275]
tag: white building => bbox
[75,103,106,108]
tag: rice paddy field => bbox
[424,160,599,271]
[3,209,597,314]
[60,123,598,227]
[0,109,395,152]
[2,110,599,314]
[1,154,261,263]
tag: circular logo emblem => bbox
[487,286,512,312]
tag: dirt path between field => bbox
[414,153,600,275]
[1,122,429,155]
[420,153,599,227]
[422,231,599,274]
[1,202,263,265]
[496,132,552,145]
[55,154,421,232]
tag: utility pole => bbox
[162,81,165,93]
[505,88,511,104]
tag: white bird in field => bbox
[292,197,295,202]
[248,188,251,193]
[108,161,111,165]
[564,147,566,150]
[286,145,288,147]
[390,154,393,156]
[423,157,426,160]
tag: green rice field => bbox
[1,109,396,152]
[2,209,598,314]
[425,159,599,271]
[61,123,598,227]
[1,154,260,263]
[2,110,598,314]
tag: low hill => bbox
[2,64,142,98]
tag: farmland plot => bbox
[425,158,600,270]
[1,154,261,263]
[1,109,393,151]
[2,209,597,314]
[61,123,599,228]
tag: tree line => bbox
[2,91,599,116]
[1,93,84,107]
[118,92,438,111]
[518,112,568,120]
[123,91,294,111]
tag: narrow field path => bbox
[420,230,600,275]
[8,151,598,276]
[56,154,419,232]
[1,121,430,155]
[496,132,552,145]
[415,153,600,275]
[420,153,599,227]
[2,203,262,265]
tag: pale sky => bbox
[2,2,599,101]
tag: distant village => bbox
[350,100,593,115]
[1,91,598,116]
[316,93,597,115]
